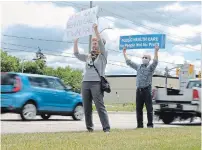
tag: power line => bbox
[2,33,198,65]
[3,44,197,75]
[133,2,201,33]
[102,9,194,42]
[69,0,199,35]
[102,17,200,52]
[135,2,201,28]
[1,42,126,64]
[1,42,39,50]
[2,47,170,72]
[1,47,131,69]
[1,42,179,65]
[61,2,200,51]
[107,48,175,65]
[2,3,199,51]
[3,42,199,77]
[63,1,197,42]
[1,3,199,65]
[116,4,201,35]
[2,34,88,44]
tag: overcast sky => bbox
[1,1,201,76]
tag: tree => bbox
[35,47,46,62]
[43,66,56,76]
[22,61,43,74]
[35,59,46,74]
[43,66,82,93]
[32,48,47,73]
[55,67,82,93]
[1,50,20,72]
[45,66,82,93]
[1,49,83,93]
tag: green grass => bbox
[93,103,146,112]
[1,127,201,150]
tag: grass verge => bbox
[1,127,200,150]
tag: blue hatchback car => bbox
[1,72,84,121]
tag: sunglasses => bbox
[142,57,148,59]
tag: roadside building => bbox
[104,75,179,104]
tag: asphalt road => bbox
[1,112,201,134]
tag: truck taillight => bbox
[13,77,21,92]
[193,89,199,100]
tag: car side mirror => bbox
[65,85,72,91]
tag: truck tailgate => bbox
[155,88,193,102]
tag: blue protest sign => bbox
[119,34,166,50]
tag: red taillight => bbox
[193,89,199,100]
[13,77,21,92]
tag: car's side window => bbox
[46,78,55,89]
[54,79,66,90]
[46,78,66,91]
[28,77,49,88]
[47,78,55,89]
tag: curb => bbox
[93,111,147,114]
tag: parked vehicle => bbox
[1,72,84,121]
[152,79,201,124]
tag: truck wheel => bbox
[162,115,174,124]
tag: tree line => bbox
[1,49,83,93]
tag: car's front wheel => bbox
[20,102,37,121]
[41,114,51,120]
[72,104,84,121]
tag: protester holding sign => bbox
[73,24,110,133]
[123,45,159,128]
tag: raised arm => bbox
[123,47,139,70]
[73,38,87,62]
[149,45,159,72]
[93,24,106,56]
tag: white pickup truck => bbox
[152,79,201,124]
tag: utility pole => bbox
[165,65,182,88]
[21,59,24,73]
[165,67,168,88]
[88,1,93,53]
[21,59,27,73]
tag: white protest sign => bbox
[66,6,99,40]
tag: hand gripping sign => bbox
[65,6,99,40]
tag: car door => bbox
[46,78,73,112]
[28,76,56,111]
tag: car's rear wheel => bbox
[41,114,51,120]
[20,102,37,121]
[72,104,84,121]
